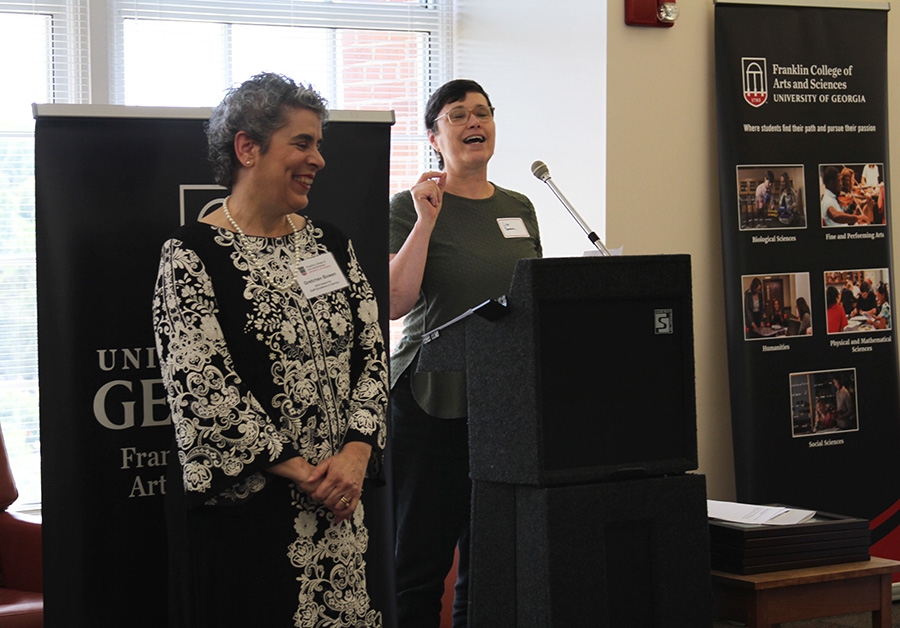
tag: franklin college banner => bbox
[34,105,394,627]
[715,0,900,562]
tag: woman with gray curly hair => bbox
[153,72,387,627]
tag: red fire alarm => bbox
[625,0,679,27]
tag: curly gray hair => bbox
[206,72,329,188]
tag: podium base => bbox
[470,474,712,628]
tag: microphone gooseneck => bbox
[531,160,611,256]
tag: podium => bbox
[418,255,712,627]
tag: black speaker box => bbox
[466,255,697,486]
[469,474,712,628]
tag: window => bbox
[0,1,89,506]
[109,0,449,194]
[0,0,451,505]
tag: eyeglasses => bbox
[435,105,495,126]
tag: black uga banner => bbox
[715,1,900,561]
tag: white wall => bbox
[606,1,734,500]
[456,0,900,503]
[455,0,607,258]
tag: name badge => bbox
[496,217,531,238]
[297,252,350,299]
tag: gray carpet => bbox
[713,602,900,627]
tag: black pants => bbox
[391,369,471,628]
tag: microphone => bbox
[531,160,611,256]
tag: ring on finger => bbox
[340,495,351,507]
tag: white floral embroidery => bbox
[154,220,386,627]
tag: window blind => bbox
[0,0,451,505]
[109,0,452,193]
[0,1,89,505]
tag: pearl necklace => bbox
[222,195,301,290]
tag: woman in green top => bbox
[388,79,542,627]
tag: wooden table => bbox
[712,557,900,628]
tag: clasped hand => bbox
[269,441,371,524]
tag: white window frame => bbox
[101,1,451,107]
[0,0,452,506]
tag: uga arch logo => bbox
[742,57,768,107]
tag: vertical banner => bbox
[715,1,900,562]
[34,106,394,627]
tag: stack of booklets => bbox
[709,509,870,574]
